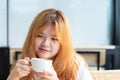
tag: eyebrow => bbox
[39,32,44,35]
[39,32,57,37]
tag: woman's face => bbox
[34,24,60,59]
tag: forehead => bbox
[39,24,56,35]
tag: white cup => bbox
[31,58,53,72]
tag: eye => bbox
[51,37,58,41]
[37,35,43,37]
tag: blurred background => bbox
[0,0,120,80]
[0,0,116,47]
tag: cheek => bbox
[35,39,41,51]
[54,43,60,53]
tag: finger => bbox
[32,71,43,80]
[15,59,31,75]
[20,69,30,75]
[24,58,30,65]
[40,74,55,80]
[20,64,31,71]
[32,70,42,76]
[15,62,31,71]
[41,70,56,77]
[24,57,31,65]
[51,65,56,73]
[13,65,30,78]
[24,57,30,61]
[18,59,30,65]
[43,67,57,76]
[18,69,30,77]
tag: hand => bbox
[7,57,31,80]
[32,66,59,80]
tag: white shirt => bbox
[76,55,93,80]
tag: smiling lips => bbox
[39,48,50,53]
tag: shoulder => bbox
[75,54,93,80]
[75,53,88,68]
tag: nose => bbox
[42,38,50,47]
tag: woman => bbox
[7,8,93,80]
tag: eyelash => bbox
[52,38,58,41]
[37,35,43,37]
[37,35,58,41]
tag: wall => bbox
[0,0,7,46]
[0,0,113,47]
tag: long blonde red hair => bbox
[21,8,78,80]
